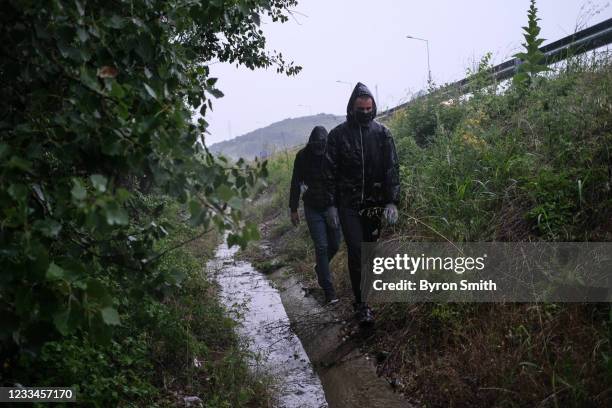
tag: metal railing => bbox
[378,17,612,118]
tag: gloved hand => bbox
[384,203,398,225]
[325,206,340,229]
[290,210,300,227]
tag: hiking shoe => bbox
[355,303,374,326]
[324,295,339,306]
[324,290,339,306]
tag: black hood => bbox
[306,125,328,155]
[346,82,377,122]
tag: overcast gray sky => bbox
[204,0,611,146]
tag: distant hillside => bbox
[208,113,344,160]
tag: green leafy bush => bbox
[1,0,298,355]
[1,0,299,404]
[8,196,271,406]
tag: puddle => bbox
[208,239,327,408]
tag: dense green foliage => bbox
[0,0,299,396]
[391,52,611,241]
[13,198,273,406]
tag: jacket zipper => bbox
[359,126,365,204]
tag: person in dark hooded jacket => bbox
[324,82,400,325]
[289,126,341,304]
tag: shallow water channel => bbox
[208,239,328,408]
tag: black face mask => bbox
[308,141,326,155]
[355,109,374,125]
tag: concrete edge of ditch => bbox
[265,262,414,408]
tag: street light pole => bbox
[406,35,432,85]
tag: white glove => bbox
[325,206,340,229]
[384,203,398,225]
[300,183,308,194]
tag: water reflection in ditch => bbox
[208,239,328,408]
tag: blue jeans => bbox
[304,205,342,297]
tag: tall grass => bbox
[390,51,612,242]
[373,51,612,407]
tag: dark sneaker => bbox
[356,303,374,326]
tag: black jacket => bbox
[324,82,400,210]
[289,126,332,211]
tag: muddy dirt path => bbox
[259,240,413,408]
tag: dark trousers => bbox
[338,207,382,304]
[304,205,342,296]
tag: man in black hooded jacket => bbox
[289,126,341,304]
[324,82,400,325]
